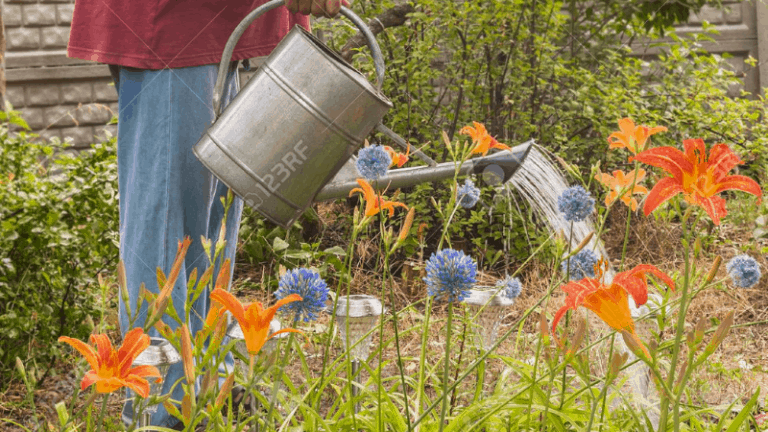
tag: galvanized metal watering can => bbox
[194,0,535,227]
[193,0,392,228]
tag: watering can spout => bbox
[315,139,535,202]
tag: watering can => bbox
[194,0,534,227]
[193,0,392,228]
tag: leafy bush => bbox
[304,0,768,270]
[0,109,119,385]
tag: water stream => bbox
[503,144,660,427]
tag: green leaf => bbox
[323,246,347,257]
[272,237,290,252]
[725,387,760,432]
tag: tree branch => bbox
[340,3,415,62]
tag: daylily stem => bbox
[658,206,697,432]
[95,394,108,432]
[597,333,616,432]
[619,162,640,271]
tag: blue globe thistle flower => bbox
[497,276,522,300]
[561,249,599,281]
[355,145,391,180]
[275,268,329,322]
[423,249,477,303]
[557,185,595,222]
[457,178,481,209]
[726,255,762,288]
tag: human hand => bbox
[286,0,350,17]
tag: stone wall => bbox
[1,0,767,147]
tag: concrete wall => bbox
[1,0,766,147]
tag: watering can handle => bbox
[212,0,386,116]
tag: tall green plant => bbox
[0,112,119,385]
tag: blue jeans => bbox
[110,63,244,428]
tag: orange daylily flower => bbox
[383,145,410,168]
[595,169,649,211]
[459,122,511,156]
[607,118,667,154]
[349,178,409,217]
[58,328,161,398]
[552,261,674,355]
[635,139,763,225]
[209,288,303,355]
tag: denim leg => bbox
[113,63,242,428]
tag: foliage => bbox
[0,110,119,385]
[309,0,768,273]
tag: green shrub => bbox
[0,109,119,385]
[301,0,768,272]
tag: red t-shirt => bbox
[67,0,310,69]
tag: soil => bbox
[2,201,767,431]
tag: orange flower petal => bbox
[267,328,304,342]
[634,146,692,179]
[210,288,246,326]
[118,328,150,376]
[613,264,674,307]
[708,143,744,178]
[643,177,685,216]
[59,336,99,371]
[714,175,763,202]
[694,195,728,226]
[128,365,162,380]
[80,370,100,391]
[122,375,152,399]
[551,304,571,339]
[90,333,113,363]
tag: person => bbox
[66,0,347,428]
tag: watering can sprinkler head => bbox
[315,139,535,202]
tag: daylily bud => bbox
[353,206,360,226]
[705,256,722,284]
[397,207,416,243]
[201,235,212,259]
[570,232,594,257]
[180,324,195,386]
[197,266,214,291]
[686,330,695,349]
[164,401,182,421]
[117,261,131,315]
[156,267,167,291]
[154,321,173,341]
[200,369,215,401]
[442,130,453,154]
[693,238,702,258]
[539,313,550,340]
[567,318,587,356]
[705,311,734,355]
[621,330,650,361]
[181,394,193,425]
[610,352,628,376]
[417,223,428,244]
[215,374,235,409]
[674,361,688,389]
[648,339,658,357]
[214,259,231,290]
[694,318,707,346]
